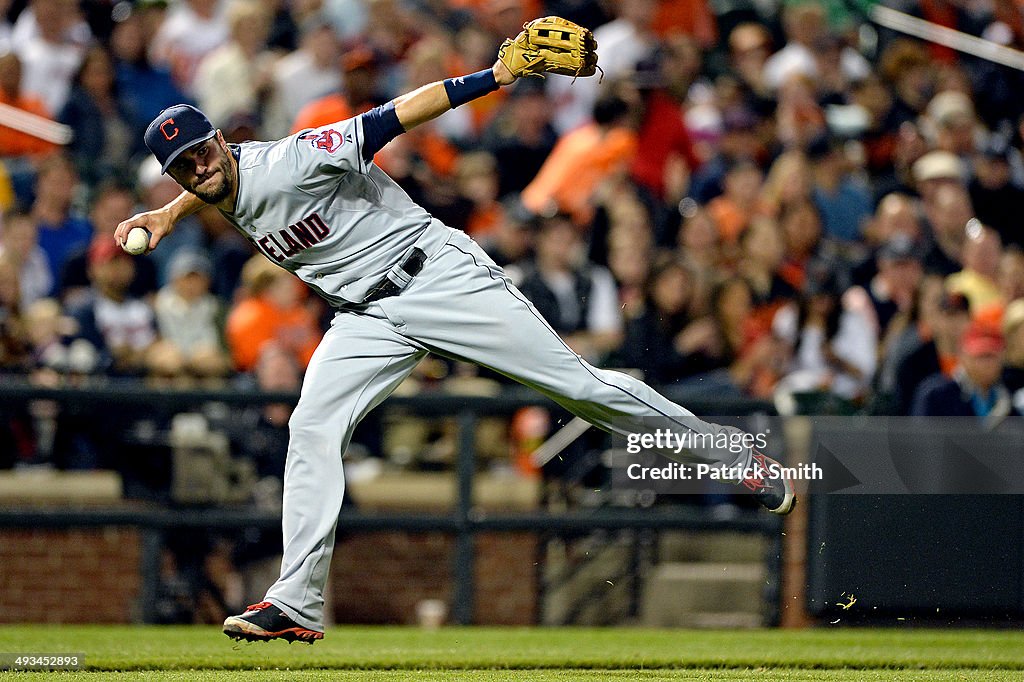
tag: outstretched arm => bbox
[396,61,516,130]
[359,61,515,162]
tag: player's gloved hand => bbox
[497,16,600,80]
[114,208,175,251]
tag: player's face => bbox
[168,135,235,204]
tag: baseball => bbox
[123,227,151,255]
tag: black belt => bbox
[363,247,427,303]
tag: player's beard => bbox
[192,157,234,204]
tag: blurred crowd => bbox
[3,0,1024,467]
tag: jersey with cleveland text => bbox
[220,116,440,305]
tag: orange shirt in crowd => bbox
[0,92,58,157]
[290,94,354,134]
[706,196,751,245]
[521,123,637,225]
[466,201,503,238]
[225,297,321,372]
[653,0,716,46]
[974,300,1005,330]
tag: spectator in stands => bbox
[923,90,979,158]
[808,136,873,244]
[969,133,1024,251]
[262,16,341,138]
[150,249,231,382]
[613,256,720,384]
[193,0,274,128]
[66,236,158,376]
[0,51,57,160]
[920,182,972,276]
[456,151,502,239]
[21,296,70,378]
[739,217,798,333]
[58,46,133,188]
[61,181,158,308]
[0,0,11,53]
[0,249,36,464]
[762,2,869,92]
[482,78,557,198]
[725,23,773,116]
[652,0,716,47]
[774,265,878,402]
[707,158,763,246]
[877,40,934,130]
[893,289,972,415]
[0,252,31,370]
[31,154,91,284]
[676,204,722,286]
[629,37,702,245]
[777,199,838,291]
[0,211,51,307]
[521,93,638,226]
[758,150,813,221]
[946,221,1003,313]
[673,276,783,398]
[508,214,623,364]
[225,255,321,373]
[912,149,965,203]
[1003,299,1024,395]
[875,272,942,413]
[689,106,765,204]
[478,196,535,268]
[109,3,191,153]
[606,233,650,321]
[999,249,1024,310]
[546,0,657,134]
[150,0,229,96]
[854,192,924,286]
[866,234,925,342]
[775,73,827,150]
[9,0,90,115]
[911,320,1017,419]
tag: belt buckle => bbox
[364,247,427,303]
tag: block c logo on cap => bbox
[160,118,179,141]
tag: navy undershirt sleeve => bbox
[359,102,404,163]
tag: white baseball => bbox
[123,227,152,255]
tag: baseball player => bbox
[115,18,794,643]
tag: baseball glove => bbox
[498,16,600,80]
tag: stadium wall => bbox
[0,527,142,623]
[0,526,535,625]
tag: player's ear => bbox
[216,130,229,150]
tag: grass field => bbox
[1,626,1022,680]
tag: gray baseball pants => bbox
[264,225,754,630]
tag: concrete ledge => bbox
[348,471,540,511]
[0,470,122,504]
[641,561,766,627]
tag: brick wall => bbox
[0,526,536,625]
[0,527,142,623]
[329,531,537,625]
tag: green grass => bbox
[0,626,1022,680]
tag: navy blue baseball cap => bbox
[144,104,217,174]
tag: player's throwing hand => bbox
[114,209,173,252]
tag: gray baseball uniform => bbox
[222,115,756,631]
